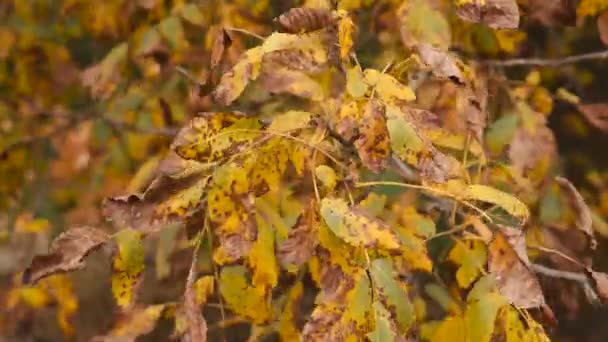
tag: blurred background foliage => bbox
[3,0,608,341]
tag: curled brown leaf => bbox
[23,226,110,285]
[556,177,596,250]
[577,103,608,132]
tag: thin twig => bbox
[224,27,265,41]
[531,263,599,303]
[175,65,207,87]
[483,50,608,67]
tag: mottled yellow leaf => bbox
[364,69,416,104]
[112,229,145,309]
[370,259,415,333]
[320,197,402,250]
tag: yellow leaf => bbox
[315,164,338,191]
[449,240,487,288]
[577,0,608,17]
[364,69,416,104]
[337,10,355,59]
[194,275,215,305]
[247,210,279,291]
[462,184,530,221]
[213,46,264,105]
[268,111,312,132]
[219,265,272,324]
[112,229,145,309]
[430,316,466,342]
[279,282,304,341]
[320,197,402,250]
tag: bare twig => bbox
[175,65,207,87]
[531,263,599,303]
[484,50,608,67]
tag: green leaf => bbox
[370,258,415,334]
[486,114,519,155]
[368,301,397,342]
[320,198,402,250]
[465,275,507,342]
[462,184,529,221]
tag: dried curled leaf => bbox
[488,227,546,308]
[103,174,208,233]
[577,103,608,132]
[455,0,520,29]
[417,44,464,84]
[556,176,596,250]
[320,197,402,251]
[23,227,110,285]
[276,7,334,33]
[278,204,320,267]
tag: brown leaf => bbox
[589,270,608,302]
[488,227,546,308]
[354,98,391,173]
[210,28,232,70]
[599,12,608,46]
[278,204,319,266]
[417,44,464,84]
[103,173,205,233]
[455,0,520,29]
[556,177,596,250]
[508,122,556,176]
[527,0,576,26]
[276,7,335,34]
[23,226,110,284]
[577,103,608,132]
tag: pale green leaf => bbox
[370,258,415,334]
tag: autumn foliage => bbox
[4,0,608,341]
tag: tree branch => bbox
[483,49,608,67]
